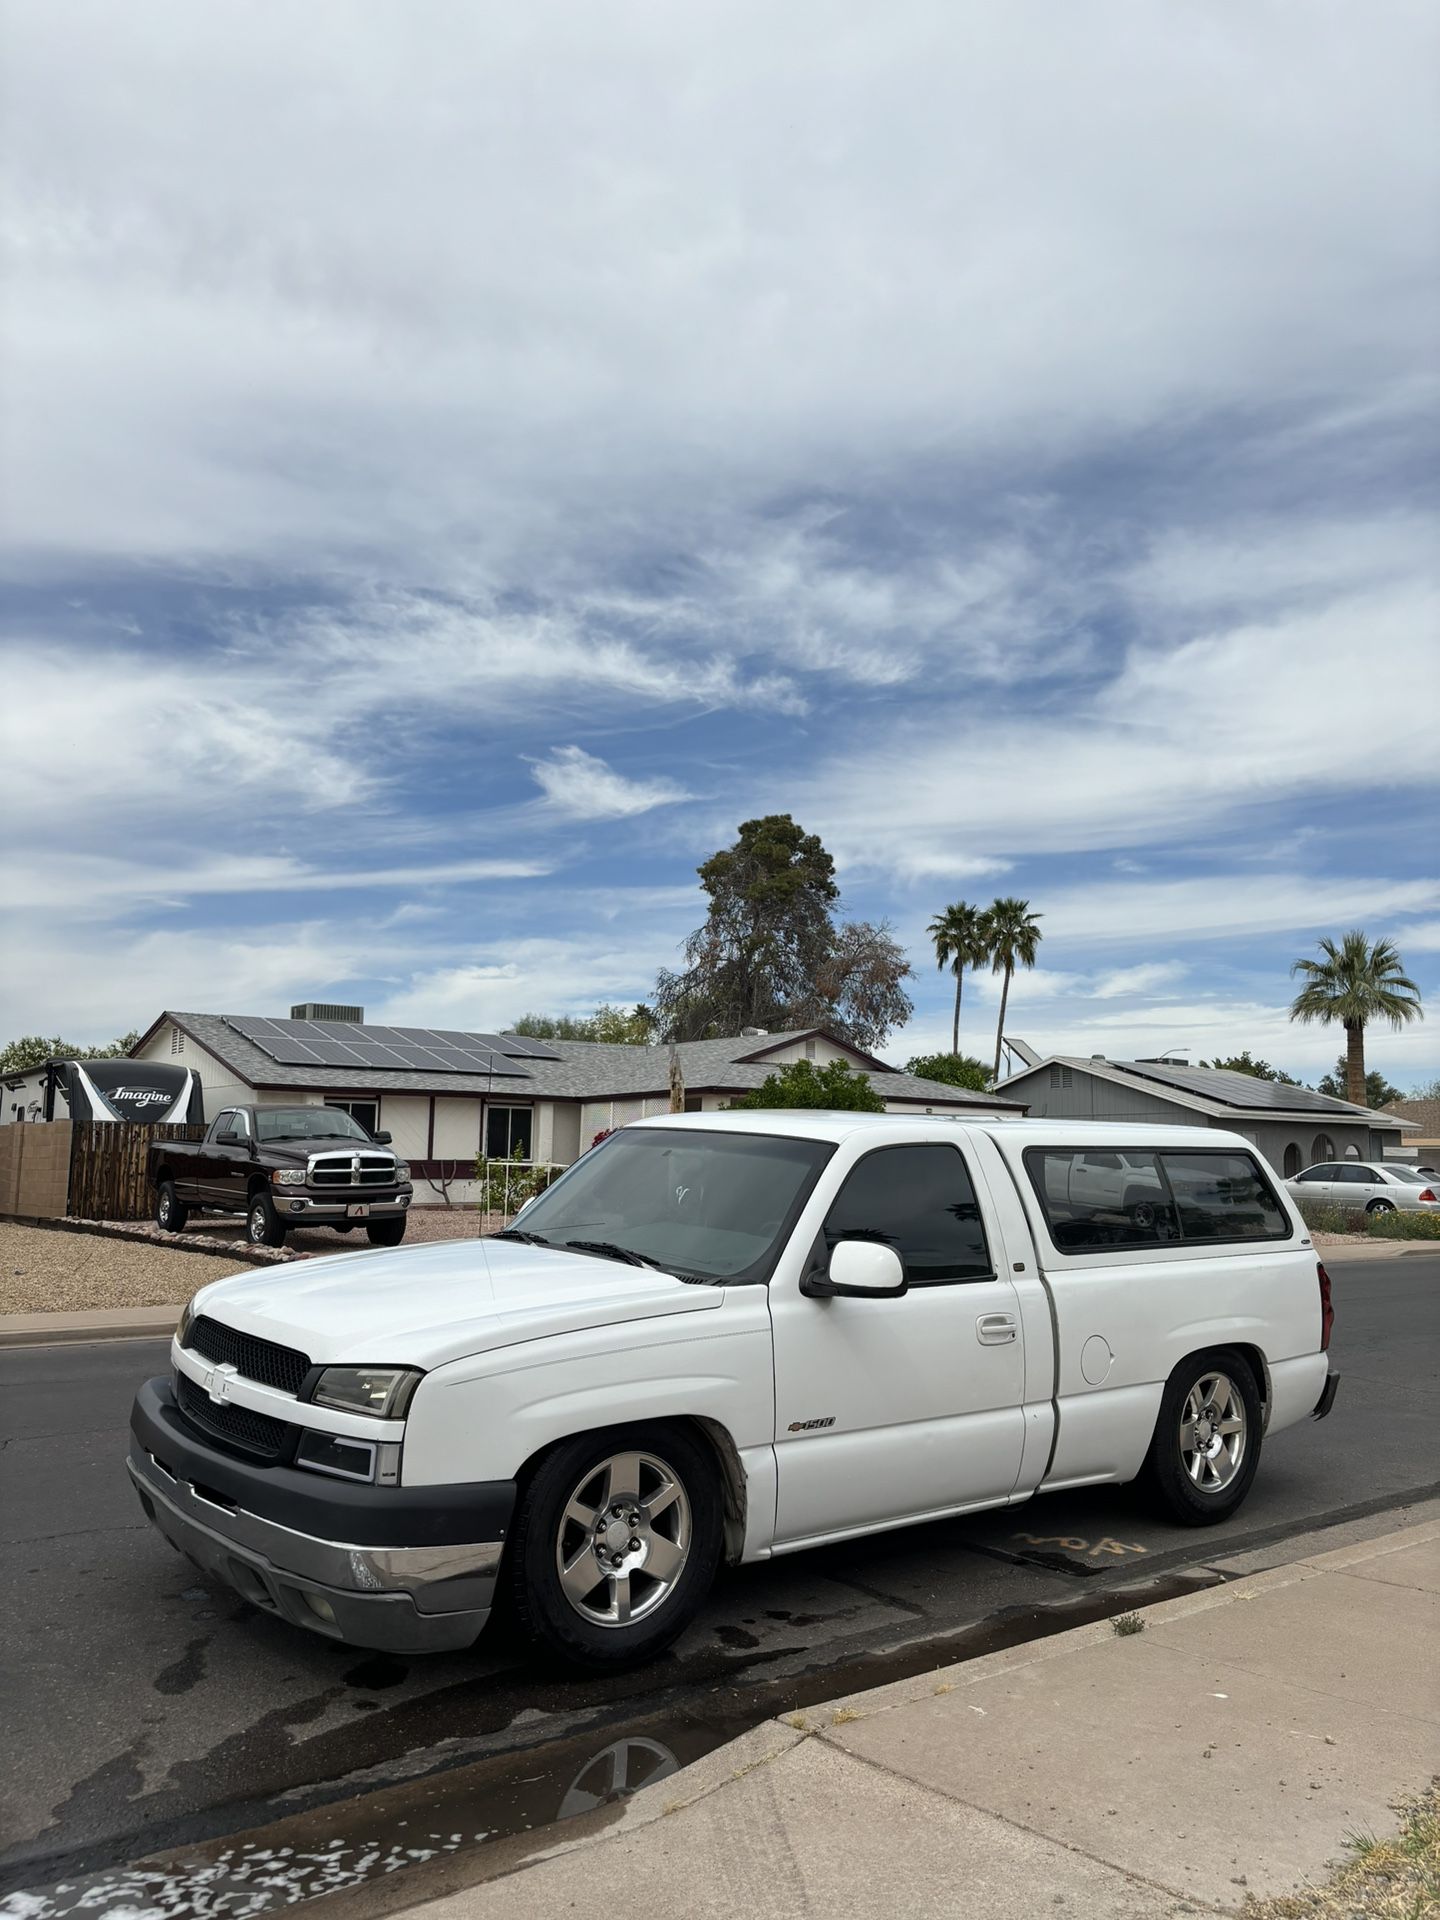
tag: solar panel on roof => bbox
[1122,1060,1361,1116]
[227,1015,533,1076]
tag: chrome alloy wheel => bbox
[555,1450,692,1628]
[1179,1371,1247,1492]
[158,1191,172,1226]
[247,1202,267,1243]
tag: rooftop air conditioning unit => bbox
[291,1002,365,1023]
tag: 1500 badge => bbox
[787,1416,836,1432]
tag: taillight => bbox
[1317,1261,1334,1352]
[1419,1189,1436,1203]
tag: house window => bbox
[805,1038,817,1059]
[1283,1142,1303,1178]
[326,1098,379,1138]
[1312,1133,1336,1164]
[170,1028,184,1054]
[486,1105,533,1160]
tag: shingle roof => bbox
[1382,1097,1440,1139]
[149,1014,1025,1112]
[999,1053,1415,1128]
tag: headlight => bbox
[393,1162,410,1183]
[271,1167,307,1187]
[310,1365,422,1419]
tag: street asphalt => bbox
[2,1252,1436,1898]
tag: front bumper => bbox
[276,1188,412,1220]
[128,1379,513,1653]
[1311,1371,1341,1420]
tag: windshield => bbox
[506,1126,835,1282]
[1380,1164,1431,1184]
[255,1106,374,1143]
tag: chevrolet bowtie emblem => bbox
[204,1361,239,1405]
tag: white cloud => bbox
[1090,962,1189,1000]
[528,746,691,820]
[0,852,547,914]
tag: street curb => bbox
[1312,1239,1438,1260]
[0,1305,185,1347]
[0,1212,300,1264]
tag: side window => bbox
[1027,1149,1175,1250]
[211,1110,237,1140]
[230,1109,250,1138]
[823,1144,992,1285]
[1158,1151,1289,1242]
[1338,1164,1374,1184]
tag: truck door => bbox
[197,1110,247,1208]
[768,1140,1026,1547]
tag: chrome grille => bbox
[309,1152,398,1189]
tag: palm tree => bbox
[1289,932,1423,1106]
[928,901,989,1055]
[983,898,1043,1083]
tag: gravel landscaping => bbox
[0,1209,495,1315]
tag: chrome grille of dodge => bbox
[309,1152,398,1189]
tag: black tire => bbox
[508,1423,723,1671]
[1140,1349,1262,1526]
[246,1190,287,1247]
[156,1181,188,1234]
[365,1217,407,1246]
[1366,1199,1396,1215]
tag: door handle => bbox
[977,1313,1017,1345]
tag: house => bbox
[128,1010,1027,1204]
[995,1045,1415,1177]
[1380,1098,1440,1170]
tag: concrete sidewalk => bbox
[409,1521,1440,1919]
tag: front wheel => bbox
[1140,1352,1262,1525]
[156,1182,188,1233]
[246,1192,287,1247]
[508,1424,723,1670]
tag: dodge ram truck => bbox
[151,1103,413,1247]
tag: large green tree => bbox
[653,815,913,1050]
[729,1057,886,1113]
[982,898,1043,1082]
[1202,1052,1302,1085]
[1289,932,1423,1106]
[1316,1056,1404,1109]
[905,1051,991,1092]
[0,1031,139,1075]
[928,901,989,1055]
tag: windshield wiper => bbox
[490,1227,552,1246]
[562,1238,673,1270]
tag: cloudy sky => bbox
[2,1,1437,1083]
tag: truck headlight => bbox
[271,1168,307,1187]
[393,1162,410,1183]
[310,1365,422,1419]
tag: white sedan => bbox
[1286,1161,1439,1214]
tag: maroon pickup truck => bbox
[151,1104,413,1247]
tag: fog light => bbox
[399,1194,410,1207]
[289,1200,305,1213]
[303,1591,337,1625]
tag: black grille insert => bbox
[175,1371,292,1461]
[185,1314,310,1395]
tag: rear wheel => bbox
[508,1424,723,1670]
[1366,1198,1396,1215]
[155,1181,188,1233]
[1141,1351,1262,1525]
[246,1191,287,1247]
[365,1217,407,1246]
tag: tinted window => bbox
[1380,1165,1429,1184]
[486,1105,533,1159]
[1026,1147,1290,1250]
[1336,1164,1375,1183]
[1157,1151,1289,1242]
[1294,1165,1335,1182]
[1028,1148,1176,1250]
[823,1144,992,1284]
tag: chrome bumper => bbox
[277,1191,412,1218]
[127,1441,499,1653]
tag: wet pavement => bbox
[2,1255,1436,1914]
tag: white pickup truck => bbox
[127,1113,1337,1670]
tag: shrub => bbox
[729,1057,886,1113]
[472,1151,561,1214]
[1294,1199,1368,1235]
[1366,1208,1440,1240]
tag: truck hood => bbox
[190,1236,722,1369]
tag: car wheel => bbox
[1140,1351,1262,1526]
[508,1424,723,1670]
[1366,1199,1396,1215]
[246,1192,287,1247]
[365,1218,407,1246]
[155,1181,188,1234]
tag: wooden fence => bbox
[68,1122,206,1222]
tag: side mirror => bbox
[801,1239,907,1300]
[373,1130,392,1145]
[216,1130,238,1145]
